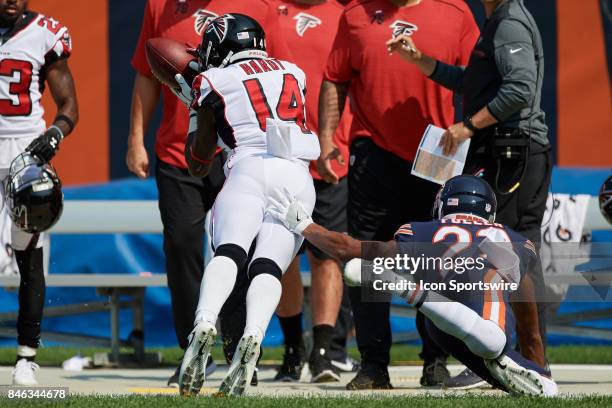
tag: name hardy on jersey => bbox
[190,58,287,106]
[238,58,286,76]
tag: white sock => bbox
[244,274,282,339]
[418,291,506,359]
[194,255,238,325]
[17,345,37,358]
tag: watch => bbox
[463,116,478,133]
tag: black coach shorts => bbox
[304,177,348,260]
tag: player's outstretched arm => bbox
[301,223,362,263]
[185,107,217,178]
[268,188,396,263]
[26,59,79,163]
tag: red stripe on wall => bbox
[557,0,612,167]
[30,0,109,185]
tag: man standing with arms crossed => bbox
[128,0,289,387]
[320,0,479,389]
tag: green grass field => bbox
[1,395,611,408]
[1,345,612,367]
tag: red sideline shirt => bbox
[274,0,351,180]
[325,0,479,162]
[132,0,291,169]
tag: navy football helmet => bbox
[599,175,612,225]
[197,13,267,70]
[3,152,63,233]
[433,175,497,223]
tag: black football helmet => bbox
[3,152,63,234]
[433,175,497,223]
[599,175,612,225]
[197,13,267,70]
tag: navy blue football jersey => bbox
[393,214,538,292]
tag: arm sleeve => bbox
[429,61,466,93]
[323,12,355,83]
[131,0,156,77]
[487,19,538,121]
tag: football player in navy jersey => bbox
[268,175,557,396]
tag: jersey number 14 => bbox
[243,73,309,133]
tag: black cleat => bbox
[420,357,450,387]
[310,352,341,383]
[346,366,393,390]
[274,348,304,382]
[251,368,258,386]
[443,367,488,390]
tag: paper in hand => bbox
[411,125,470,185]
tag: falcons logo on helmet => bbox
[294,12,321,37]
[390,20,418,37]
[206,14,234,42]
[193,9,218,35]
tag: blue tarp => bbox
[0,168,610,348]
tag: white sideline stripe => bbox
[388,364,612,372]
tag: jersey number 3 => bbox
[243,73,309,133]
[0,59,33,116]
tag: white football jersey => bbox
[0,12,71,138]
[192,57,313,161]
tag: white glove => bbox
[171,61,200,106]
[171,73,192,106]
[267,187,313,235]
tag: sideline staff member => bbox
[388,0,550,388]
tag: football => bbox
[145,37,197,90]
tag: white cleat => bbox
[12,359,39,386]
[179,321,216,396]
[485,354,558,396]
[217,333,261,396]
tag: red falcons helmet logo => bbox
[206,14,235,42]
[390,20,418,37]
[193,9,219,35]
[294,12,321,37]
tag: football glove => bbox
[26,126,63,163]
[171,61,199,106]
[267,187,313,234]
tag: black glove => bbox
[26,126,63,162]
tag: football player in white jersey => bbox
[173,14,318,396]
[0,0,78,385]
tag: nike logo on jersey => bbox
[510,47,523,54]
[294,13,321,37]
[390,20,418,37]
[193,9,218,36]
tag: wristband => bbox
[463,116,478,133]
[190,147,213,165]
[54,114,74,134]
[47,125,64,141]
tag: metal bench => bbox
[0,201,167,366]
